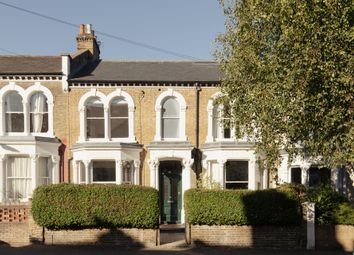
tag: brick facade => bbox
[188,225,305,249]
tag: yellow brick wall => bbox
[68,86,219,186]
[0,81,219,186]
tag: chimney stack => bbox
[76,24,100,60]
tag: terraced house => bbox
[0,24,352,224]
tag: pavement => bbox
[0,244,352,255]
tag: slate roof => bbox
[0,56,62,75]
[70,60,220,83]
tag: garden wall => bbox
[187,225,305,249]
[316,225,354,251]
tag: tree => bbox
[215,0,353,175]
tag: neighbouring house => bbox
[0,24,352,224]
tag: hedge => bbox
[307,185,354,225]
[32,184,159,230]
[184,188,301,226]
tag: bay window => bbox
[225,160,248,189]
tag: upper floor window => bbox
[110,98,128,138]
[78,89,135,142]
[86,97,104,139]
[0,82,54,137]
[162,97,180,139]
[30,92,48,133]
[154,89,187,141]
[5,91,24,132]
[212,105,231,140]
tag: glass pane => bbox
[86,98,103,117]
[79,162,86,183]
[111,99,128,117]
[5,92,23,112]
[30,113,48,133]
[6,157,31,200]
[30,93,48,112]
[291,168,302,184]
[111,119,128,138]
[92,161,115,182]
[38,157,49,178]
[162,118,179,138]
[162,98,179,117]
[226,183,248,189]
[123,161,133,183]
[224,128,231,138]
[87,119,104,138]
[226,161,248,182]
[6,113,24,132]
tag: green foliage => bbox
[32,184,159,229]
[334,203,354,225]
[184,188,301,226]
[216,0,353,172]
[277,183,307,203]
[307,185,348,225]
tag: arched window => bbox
[30,92,48,133]
[162,97,180,139]
[110,98,128,138]
[213,104,231,140]
[5,91,24,132]
[86,97,104,138]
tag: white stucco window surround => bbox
[154,88,187,141]
[0,137,60,203]
[0,82,54,137]
[147,141,194,224]
[71,142,142,186]
[78,88,135,143]
[201,144,259,190]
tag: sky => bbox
[0,0,226,61]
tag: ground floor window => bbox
[309,167,331,187]
[92,161,116,183]
[291,167,302,184]
[6,156,31,200]
[122,161,133,184]
[225,160,248,189]
[38,157,51,186]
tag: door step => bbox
[160,225,185,244]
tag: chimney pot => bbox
[79,24,85,35]
[86,24,92,34]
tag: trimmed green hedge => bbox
[184,188,301,226]
[32,184,159,230]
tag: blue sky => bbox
[0,0,225,61]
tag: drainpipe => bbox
[194,83,202,182]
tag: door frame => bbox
[159,160,182,224]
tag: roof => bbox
[0,56,62,75]
[70,60,220,83]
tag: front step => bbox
[160,224,185,245]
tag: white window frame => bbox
[154,88,187,141]
[0,82,54,137]
[91,160,116,184]
[224,160,249,189]
[206,93,235,142]
[78,88,135,142]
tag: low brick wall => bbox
[316,225,354,251]
[189,225,305,249]
[0,204,31,246]
[44,228,159,247]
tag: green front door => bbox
[159,161,182,224]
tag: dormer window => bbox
[5,91,24,133]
